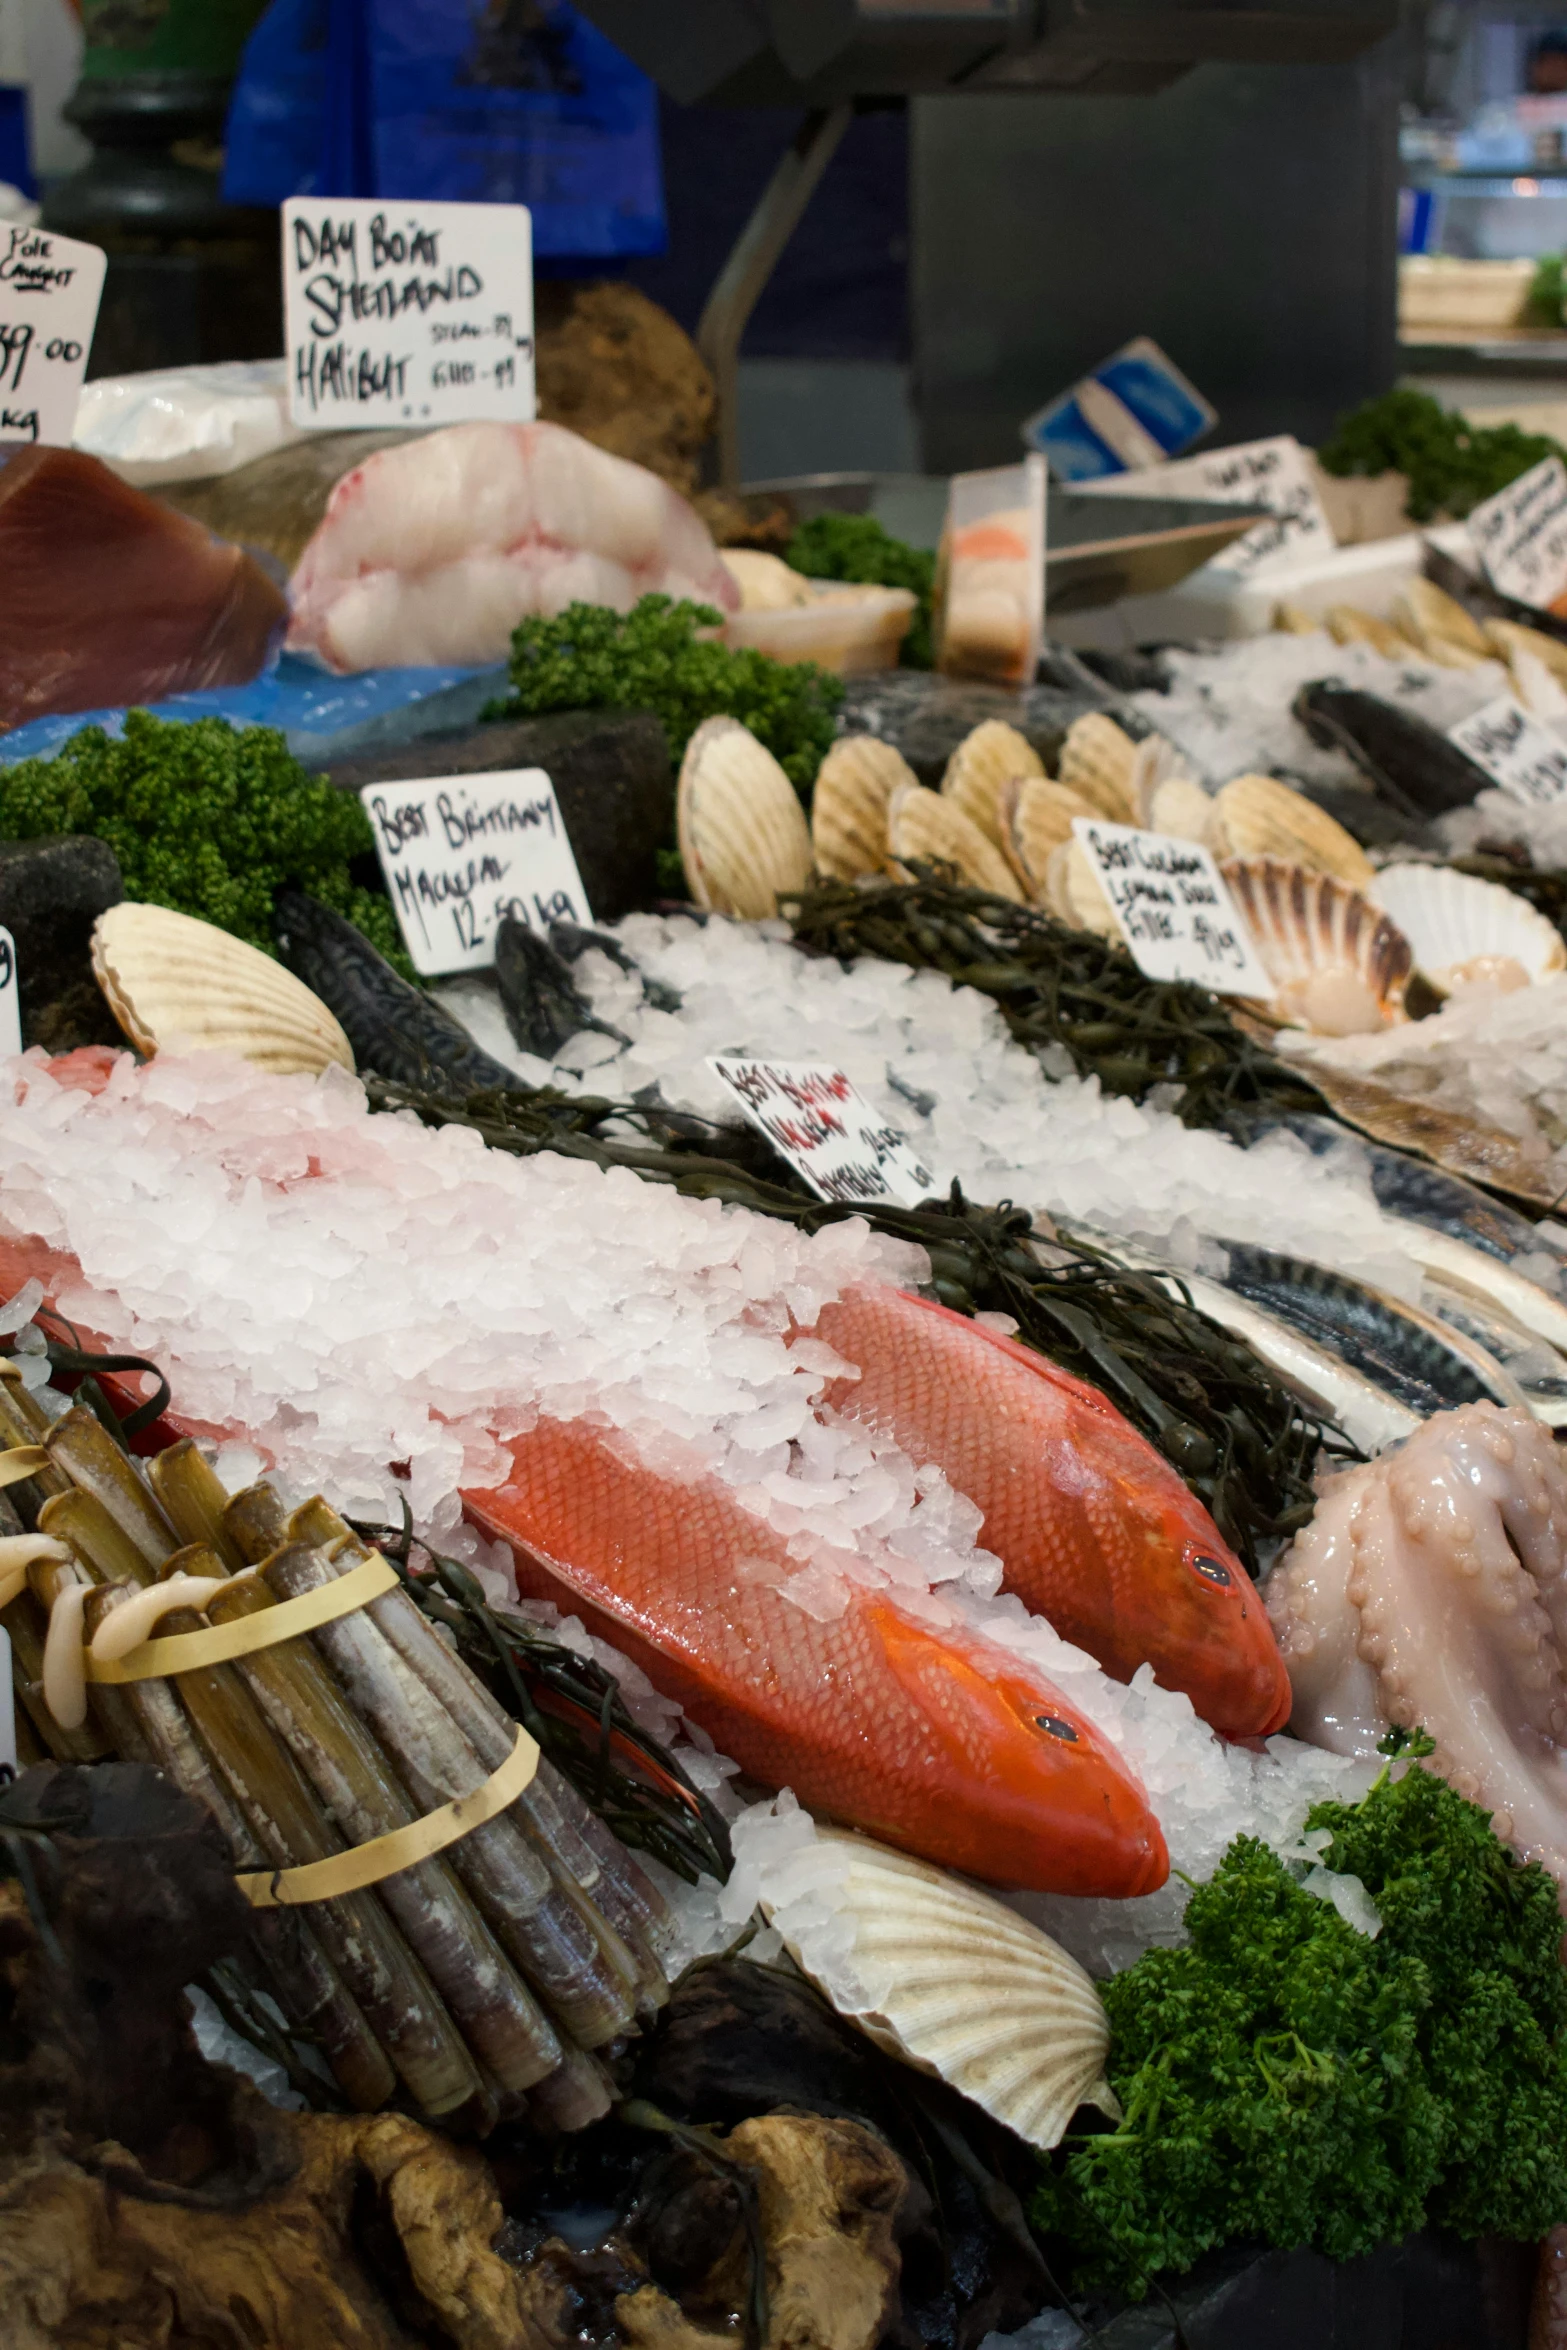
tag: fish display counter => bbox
[10,357,1567,2350]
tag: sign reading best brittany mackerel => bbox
[282,196,534,433]
[362,770,590,979]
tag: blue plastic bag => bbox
[224,0,665,260]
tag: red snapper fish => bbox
[804,1287,1291,1741]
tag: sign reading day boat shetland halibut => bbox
[0,224,106,448]
[282,197,534,431]
[1448,695,1567,807]
[1071,820,1272,997]
[708,1060,940,1210]
[361,770,590,979]
[1467,456,1567,612]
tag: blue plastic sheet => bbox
[224,0,665,258]
[0,654,492,770]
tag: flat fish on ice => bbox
[0,447,285,731]
[285,420,739,674]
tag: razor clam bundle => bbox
[0,1365,689,2133]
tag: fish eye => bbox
[1187,1549,1234,1588]
[1034,1713,1079,1742]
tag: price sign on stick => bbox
[1071,820,1273,997]
[0,927,20,1057]
[0,225,106,448]
[1467,457,1567,611]
[283,198,534,432]
[362,770,590,978]
[1448,696,1567,807]
[709,1059,940,1209]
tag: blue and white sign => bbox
[1023,337,1216,483]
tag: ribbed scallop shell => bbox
[1057,713,1139,822]
[1126,732,1194,824]
[1147,774,1215,845]
[811,735,917,881]
[887,782,1023,900]
[1207,773,1375,891]
[773,1829,1116,2150]
[1002,776,1096,899]
[1044,837,1119,940]
[941,719,1045,847]
[678,714,814,919]
[1369,862,1567,993]
[1396,576,1492,666]
[1223,856,1412,1035]
[91,903,354,1074]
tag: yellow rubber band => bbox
[87,1552,401,1683]
[235,1725,540,1907]
[0,1446,49,1489]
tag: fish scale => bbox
[806,1286,1291,1741]
[464,1411,1169,1899]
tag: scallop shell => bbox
[1206,773,1375,891]
[1222,856,1412,1035]
[1002,776,1096,899]
[1396,576,1493,664]
[812,735,918,881]
[1126,732,1194,824]
[1043,838,1119,940]
[1056,713,1139,823]
[886,783,1023,900]
[678,714,814,919]
[1325,604,1417,660]
[91,903,354,1074]
[941,719,1045,847]
[1147,774,1215,845]
[770,1829,1116,2150]
[1369,861,1567,995]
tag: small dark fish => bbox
[1243,1109,1559,1266]
[1215,1241,1515,1417]
[494,917,630,1060]
[273,888,519,1098]
[548,919,682,1014]
[1292,680,1492,818]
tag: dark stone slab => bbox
[320,707,674,925]
[0,833,123,1051]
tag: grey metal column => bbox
[911,46,1401,473]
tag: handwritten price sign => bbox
[362,768,590,977]
[708,1059,940,1208]
[283,198,534,431]
[1071,819,1272,996]
[0,224,106,448]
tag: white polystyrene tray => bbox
[1051,521,1476,650]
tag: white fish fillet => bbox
[285,420,739,673]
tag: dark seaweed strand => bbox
[346,1510,732,1887]
[364,1078,1348,1570]
[782,872,1328,1130]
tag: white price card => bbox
[0,224,106,448]
[1075,435,1334,581]
[0,926,19,1057]
[362,769,590,979]
[1448,695,1567,807]
[1467,456,1567,613]
[283,197,534,432]
[708,1059,940,1210]
[1072,820,1272,997]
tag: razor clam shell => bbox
[774,1828,1115,2150]
[1221,857,1410,1034]
[1056,712,1139,823]
[1001,776,1096,899]
[1212,1240,1525,1420]
[1207,775,1375,891]
[886,782,1023,900]
[92,902,354,1076]
[940,719,1044,847]
[1368,863,1566,992]
[678,714,813,920]
[811,735,918,881]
